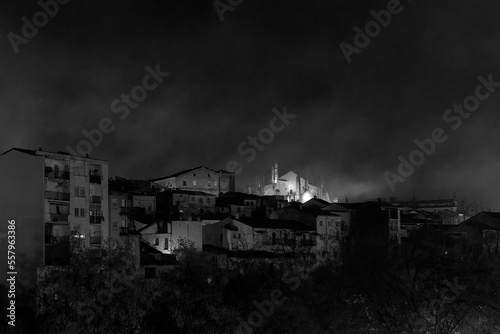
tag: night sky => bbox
[1,0,500,209]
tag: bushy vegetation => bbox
[2,234,500,333]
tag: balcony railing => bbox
[45,191,70,201]
[90,216,102,224]
[50,213,69,222]
[91,196,101,204]
[45,167,70,180]
[90,236,101,245]
[89,174,101,184]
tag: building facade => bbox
[0,148,109,288]
[152,166,235,196]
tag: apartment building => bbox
[0,147,108,288]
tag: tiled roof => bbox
[152,166,233,181]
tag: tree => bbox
[37,238,158,334]
[145,237,238,334]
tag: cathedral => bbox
[248,163,331,203]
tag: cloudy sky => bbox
[1,0,499,209]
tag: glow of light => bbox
[301,191,313,203]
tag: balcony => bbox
[89,172,101,184]
[90,216,102,224]
[45,191,70,201]
[91,196,101,204]
[45,167,70,180]
[50,213,69,222]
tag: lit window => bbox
[193,180,197,186]
[121,199,125,207]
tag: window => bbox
[238,233,241,239]
[183,181,187,186]
[319,220,323,227]
[198,198,203,204]
[112,198,118,208]
[112,220,117,228]
[208,181,212,187]
[80,187,85,197]
[154,238,159,246]
[193,180,197,186]
[206,198,210,204]
[80,208,85,217]
[220,233,223,241]
[121,220,126,228]
[121,199,125,207]
[74,208,79,217]
[74,186,79,197]
[214,181,218,187]
[328,220,332,227]
[147,203,152,211]
[164,238,169,250]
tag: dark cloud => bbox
[1,0,499,209]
